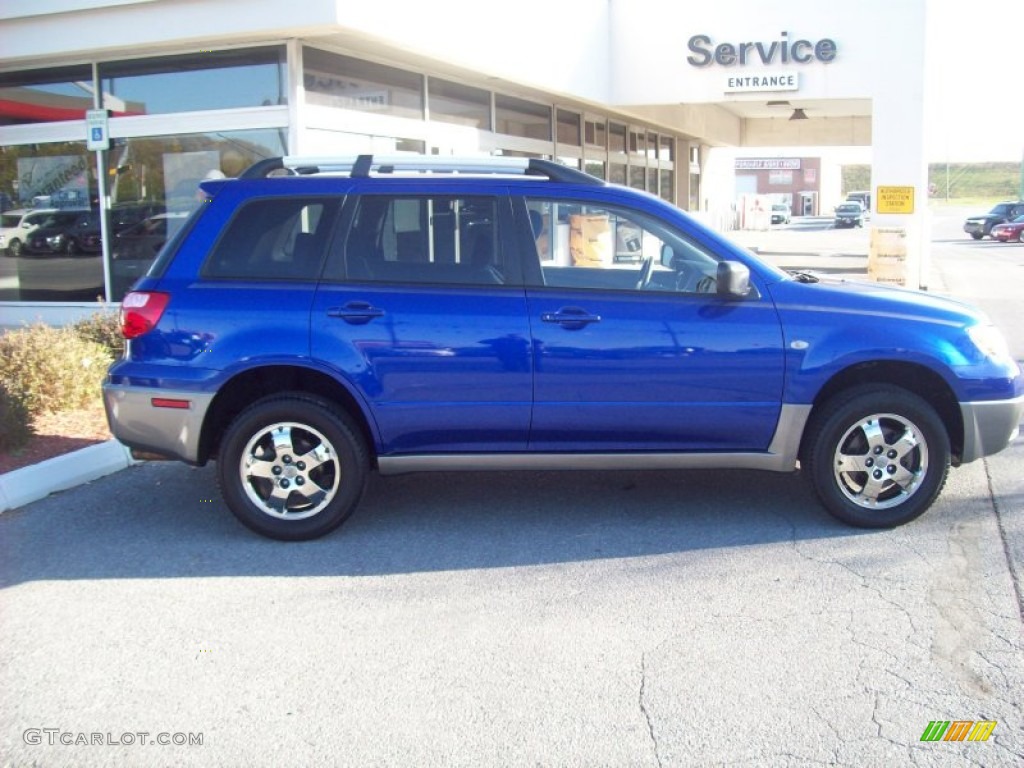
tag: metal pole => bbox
[1019,146,1024,200]
[92,62,113,305]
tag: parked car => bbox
[963,201,1024,240]
[22,210,102,256]
[103,154,1024,541]
[833,202,864,228]
[0,208,58,256]
[989,214,1024,243]
[771,203,791,225]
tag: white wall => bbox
[1,0,614,104]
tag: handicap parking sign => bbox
[86,108,110,150]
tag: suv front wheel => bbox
[217,394,369,540]
[804,385,950,528]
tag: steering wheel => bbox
[635,256,654,290]
[695,274,718,294]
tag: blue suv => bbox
[103,155,1024,540]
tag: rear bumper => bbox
[959,395,1024,463]
[103,383,214,463]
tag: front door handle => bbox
[540,307,602,329]
[326,302,385,324]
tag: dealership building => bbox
[0,0,931,324]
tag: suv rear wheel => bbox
[804,385,950,528]
[217,394,368,540]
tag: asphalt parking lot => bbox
[2,211,1022,766]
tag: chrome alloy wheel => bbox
[239,421,340,520]
[832,413,928,510]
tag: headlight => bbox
[46,234,64,247]
[967,324,1015,367]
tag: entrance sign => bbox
[724,72,799,93]
[877,186,914,214]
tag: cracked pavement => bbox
[2,212,1022,766]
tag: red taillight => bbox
[120,291,170,339]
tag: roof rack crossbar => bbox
[240,154,604,185]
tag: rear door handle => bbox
[326,302,385,324]
[540,307,602,329]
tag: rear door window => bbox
[337,195,516,286]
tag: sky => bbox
[925,0,1023,162]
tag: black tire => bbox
[804,385,950,528]
[217,393,369,540]
[8,238,22,257]
[970,232,983,240]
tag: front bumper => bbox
[959,394,1024,463]
[103,383,215,463]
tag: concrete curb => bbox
[0,440,137,513]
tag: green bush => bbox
[0,324,113,415]
[72,309,124,359]
[0,381,33,453]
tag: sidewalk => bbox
[0,438,135,512]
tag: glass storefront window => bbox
[495,95,550,140]
[428,78,490,130]
[0,65,96,126]
[584,160,606,180]
[630,165,645,191]
[659,170,674,203]
[0,129,285,302]
[99,47,285,115]
[660,135,674,163]
[609,123,626,155]
[556,109,580,146]
[104,128,286,299]
[304,48,423,120]
[629,130,645,156]
[647,132,658,161]
[0,141,102,301]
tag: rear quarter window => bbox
[202,196,341,281]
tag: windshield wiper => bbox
[787,270,820,283]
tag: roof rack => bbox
[239,154,605,186]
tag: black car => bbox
[22,210,102,256]
[111,211,188,297]
[833,202,864,229]
[963,201,1024,240]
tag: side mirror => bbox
[717,261,751,298]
